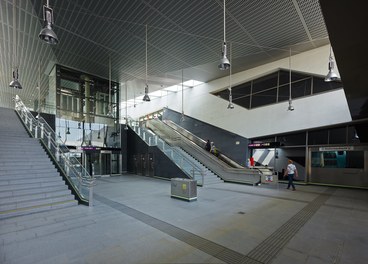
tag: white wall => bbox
[129,45,351,138]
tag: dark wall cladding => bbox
[162,108,250,166]
[278,132,306,146]
[212,69,342,110]
[308,130,328,145]
[126,128,187,179]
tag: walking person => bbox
[205,139,211,152]
[284,159,298,190]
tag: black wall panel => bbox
[162,108,250,166]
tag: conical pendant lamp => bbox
[39,0,59,45]
[9,0,22,89]
[218,0,230,70]
[227,42,234,109]
[287,48,294,111]
[325,45,338,82]
[143,25,150,102]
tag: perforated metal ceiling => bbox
[0,0,329,109]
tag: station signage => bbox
[319,146,354,151]
[248,142,280,149]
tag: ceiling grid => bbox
[0,0,329,109]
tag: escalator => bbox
[145,119,261,185]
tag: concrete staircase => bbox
[0,107,78,219]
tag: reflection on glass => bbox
[311,151,364,169]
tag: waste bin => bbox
[171,178,197,201]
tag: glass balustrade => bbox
[14,95,94,205]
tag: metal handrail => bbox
[163,119,244,169]
[129,118,205,185]
[14,95,94,206]
[146,118,261,185]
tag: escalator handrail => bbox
[163,119,244,169]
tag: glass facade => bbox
[213,69,343,109]
[311,151,364,169]
[55,65,121,176]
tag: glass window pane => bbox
[347,126,360,144]
[278,84,289,103]
[279,132,305,146]
[252,72,278,93]
[232,82,252,99]
[309,130,328,145]
[329,127,347,144]
[346,151,364,168]
[313,77,343,94]
[311,151,364,169]
[279,70,308,85]
[292,78,312,99]
[251,88,277,108]
[233,95,250,109]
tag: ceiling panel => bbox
[0,0,329,110]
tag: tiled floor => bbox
[1,174,367,263]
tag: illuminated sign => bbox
[248,142,280,148]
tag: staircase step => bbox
[0,172,60,180]
[0,164,55,170]
[0,180,66,192]
[0,189,72,205]
[0,199,78,219]
[0,194,75,212]
[0,176,63,186]
[0,185,68,198]
[0,167,57,175]
[0,107,80,218]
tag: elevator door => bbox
[100,153,111,176]
[83,151,112,176]
[111,154,120,174]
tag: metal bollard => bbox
[89,185,94,207]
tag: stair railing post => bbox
[41,123,44,139]
[56,143,60,162]
[29,118,33,133]
[201,170,205,186]
[35,124,38,138]
[89,185,93,207]
[47,131,51,148]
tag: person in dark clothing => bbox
[205,139,211,151]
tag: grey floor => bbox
[1,174,367,264]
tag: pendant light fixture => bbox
[97,124,101,139]
[39,0,59,45]
[9,0,22,89]
[324,45,339,82]
[143,24,150,102]
[107,56,113,117]
[124,82,129,130]
[287,48,294,111]
[180,69,185,122]
[66,120,71,135]
[218,0,230,70]
[227,42,234,109]
[36,58,41,119]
